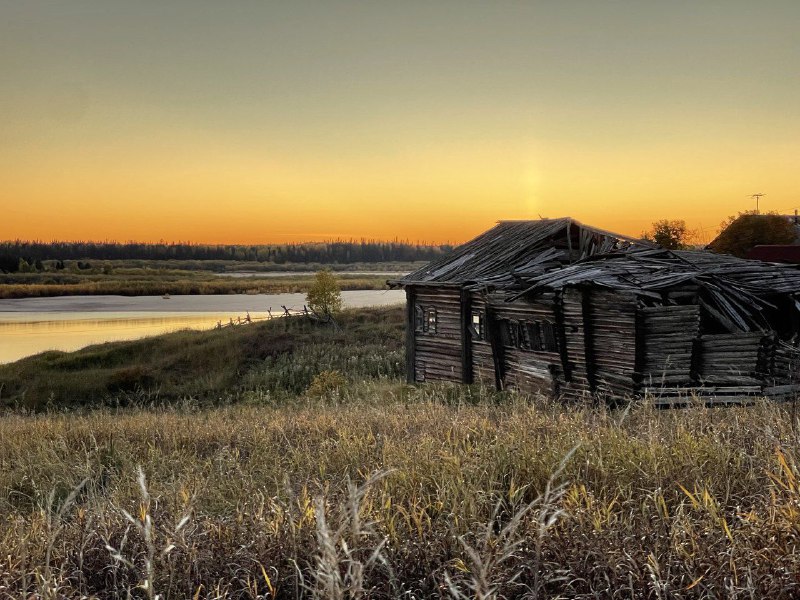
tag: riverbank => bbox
[0,290,405,364]
[0,304,405,409]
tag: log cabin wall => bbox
[410,286,463,383]
[696,332,766,393]
[488,296,561,395]
[587,290,638,399]
[558,288,592,401]
[637,305,699,395]
[766,341,800,399]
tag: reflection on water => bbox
[0,314,247,364]
[0,290,405,364]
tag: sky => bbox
[2,1,799,244]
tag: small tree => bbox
[306,269,343,317]
[641,219,690,250]
[711,211,797,257]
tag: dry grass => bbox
[2,385,800,598]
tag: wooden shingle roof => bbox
[390,218,651,288]
[516,248,800,332]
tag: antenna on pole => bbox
[748,193,765,214]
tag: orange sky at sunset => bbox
[2,2,799,245]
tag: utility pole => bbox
[749,193,766,214]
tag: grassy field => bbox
[0,262,409,298]
[2,307,800,598]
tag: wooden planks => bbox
[405,287,416,383]
[412,288,463,383]
[588,290,638,399]
[638,305,699,393]
[487,294,562,394]
[558,288,592,401]
[697,332,765,386]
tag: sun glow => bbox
[2,2,799,244]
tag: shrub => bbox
[306,369,347,399]
[306,269,343,316]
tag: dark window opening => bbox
[527,322,542,351]
[518,321,532,350]
[505,320,519,347]
[540,321,557,352]
[501,319,558,352]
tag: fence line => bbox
[215,305,312,329]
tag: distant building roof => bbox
[747,245,800,264]
[390,218,653,287]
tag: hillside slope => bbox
[0,305,404,410]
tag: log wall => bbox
[765,340,800,399]
[697,332,765,388]
[469,294,496,387]
[558,288,592,401]
[406,284,800,406]
[638,305,699,393]
[588,290,638,399]
[486,296,561,395]
[412,287,463,383]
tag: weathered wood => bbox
[485,303,505,390]
[412,288,463,383]
[396,219,800,407]
[405,286,416,384]
[460,287,473,384]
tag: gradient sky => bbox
[2,1,799,244]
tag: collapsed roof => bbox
[516,248,800,334]
[391,218,652,288]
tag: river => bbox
[0,290,405,364]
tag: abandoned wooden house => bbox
[390,219,800,406]
[388,218,651,391]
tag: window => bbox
[518,321,532,350]
[540,321,558,352]
[527,322,543,351]
[415,305,437,334]
[470,310,485,340]
[501,319,558,352]
[526,321,557,352]
[424,307,437,334]
[504,320,519,347]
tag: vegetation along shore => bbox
[0,268,394,299]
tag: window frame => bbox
[423,307,437,334]
[500,318,558,352]
[470,310,485,340]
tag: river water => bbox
[0,290,405,364]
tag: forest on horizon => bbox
[0,239,454,265]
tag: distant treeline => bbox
[0,239,453,264]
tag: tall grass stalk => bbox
[3,394,800,597]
